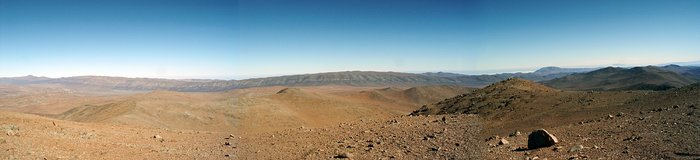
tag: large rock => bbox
[527,129,559,149]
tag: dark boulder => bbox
[527,129,559,149]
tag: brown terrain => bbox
[1,69,699,159]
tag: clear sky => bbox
[1,0,699,79]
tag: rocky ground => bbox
[228,102,699,159]
[486,103,700,159]
[232,115,483,159]
[0,111,237,159]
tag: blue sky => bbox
[1,0,699,79]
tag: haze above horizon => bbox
[1,0,699,80]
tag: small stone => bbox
[499,139,509,145]
[430,147,440,151]
[616,112,624,117]
[5,130,18,136]
[527,129,559,149]
[607,115,614,118]
[486,135,500,141]
[623,136,642,141]
[334,152,353,159]
[224,142,231,146]
[510,131,522,137]
[569,145,585,152]
[153,135,164,142]
[553,146,562,152]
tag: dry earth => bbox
[1,81,699,159]
[1,85,472,159]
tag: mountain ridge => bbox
[2,65,698,92]
[542,66,698,91]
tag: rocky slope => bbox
[411,78,559,116]
[410,78,700,159]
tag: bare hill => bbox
[403,85,476,105]
[408,78,700,159]
[411,78,649,135]
[47,85,470,135]
[411,78,557,116]
[56,91,237,132]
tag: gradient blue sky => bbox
[1,0,699,79]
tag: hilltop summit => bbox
[411,78,557,115]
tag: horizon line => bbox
[2,62,698,81]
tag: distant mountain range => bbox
[542,65,699,90]
[1,65,698,92]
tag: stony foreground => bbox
[2,103,699,159]
[233,115,483,159]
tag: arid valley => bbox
[1,65,699,159]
